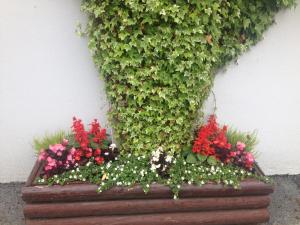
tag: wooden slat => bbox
[24,195,270,219]
[25,160,43,187]
[25,208,270,225]
[22,180,273,203]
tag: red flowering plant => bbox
[190,115,255,171]
[38,117,118,178]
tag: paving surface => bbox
[0,175,299,225]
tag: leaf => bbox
[182,146,192,157]
[196,154,207,162]
[186,153,197,164]
[207,156,217,166]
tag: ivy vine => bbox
[81,0,295,155]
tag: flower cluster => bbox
[150,147,173,177]
[193,115,232,163]
[71,117,106,165]
[38,117,118,177]
[231,141,255,170]
[192,115,255,171]
[38,141,77,177]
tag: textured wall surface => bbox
[0,0,299,182]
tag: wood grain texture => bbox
[24,195,270,218]
[25,208,270,225]
[22,180,273,203]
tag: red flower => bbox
[72,117,89,150]
[95,156,104,165]
[192,115,232,163]
[94,148,101,157]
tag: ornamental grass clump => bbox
[81,0,294,155]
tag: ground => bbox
[0,175,299,225]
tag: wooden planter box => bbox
[22,160,274,225]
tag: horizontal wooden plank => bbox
[25,208,270,225]
[22,179,273,203]
[24,195,270,219]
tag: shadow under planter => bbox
[22,160,273,225]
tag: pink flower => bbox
[49,144,65,153]
[245,152,254,163]
[62,139,69,146]
[38,150,47,161]
[47,157,57,167]
[236,141,246,151]
[230,151,237,157]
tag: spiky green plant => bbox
[226,128,258,155]
[33,130,67,154]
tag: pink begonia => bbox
[49,144,65,153]
[47,156,57,167]
[236,141,246,151]
[38,150,47,161]
[62,138,69,146]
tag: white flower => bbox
[109,143,117,151]
[165,155,173,163]
[173,195,177,200]
[188,181,192,185]
[146,184,150,188]
[155,164,161,168]
[150,164,156,171]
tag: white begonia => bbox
[76,168,80,172]
[165,155,173,163]
[106,162,111,169]
[188,181,192,185]
[146,184,150,188]
[155,164,161,168]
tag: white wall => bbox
[0,0,108,182]
[0,1,299,182]
[205,2,300,175]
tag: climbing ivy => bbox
[81,0,295,155]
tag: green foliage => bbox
[33,130,67,154]
[38,154,266,198]
[226,128,258,153]
[81,0,295,155]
